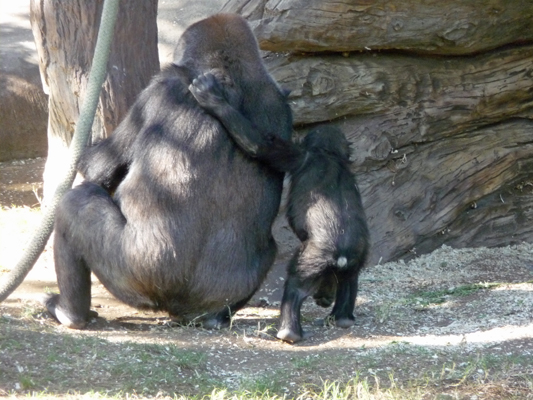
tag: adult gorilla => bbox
[44,14,292,329]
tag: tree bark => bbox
[222,0,533,55]
[30,0,159,202]
[354,119,533,265]
[221,1,533,265]
[264,45,533,265]
[266,45,533,128]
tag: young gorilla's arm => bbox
[189,72,302,173]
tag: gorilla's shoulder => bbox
[142,64,192,103]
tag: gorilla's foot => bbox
[201,312,231,330]
[276,328,302,343]
[41,293,97,329]
[276,327,313,343]
[333,315,355,329]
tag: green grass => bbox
[0,319,210,397]
[237,373,285,397]
[408,282,502,307]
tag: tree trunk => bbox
[222,0,533,55]
[264,45,533,265]
[30,0,160,202]
[266,45,533,132]
[356,119,533,265]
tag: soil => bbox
[0,158,45,208]
[1,158,532,398]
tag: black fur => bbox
[45,14,292,329]
[190,73,369,342]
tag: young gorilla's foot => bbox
[276,327,303,343]
[41,293,97,329]
[332,315,355,328]
[312,273,337,308]
[277,327,313,343]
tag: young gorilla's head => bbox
[302,127,351,162]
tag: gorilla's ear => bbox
[281,88,291,98]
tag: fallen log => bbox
[351,119,533,264]
[222,0,533,55]
[266,45,533,132]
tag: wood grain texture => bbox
[266,45,533,264]
[222,0,533,55]
[222,0,533,265]
[350,119,533,264]
[30,0,159,200]
[31,0,160,145]
[266,45,533,128]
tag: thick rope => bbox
[0,0,120,302]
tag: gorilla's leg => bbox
[201,239,278,330]
[276,249,326,343]
[43,235,92,329]
[277,277,311,343]
[200,294,254,330]
[329,272,359,328]
[44,182,129,329]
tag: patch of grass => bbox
[298,376,426,400]
[19,375,35,390]
[374,282,504,323]
[290,353,324,370]
[419,351,533,394]
[2,326,532,400]
[94,341,208,393]
[407,282,502,307]
[199,388,281,400]
[375,301,394,323]
[0,321,210,397]
[21,303,45,319]
[237,371,285,396]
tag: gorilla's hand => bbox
[189,71,262,157]
[189,72,229,111]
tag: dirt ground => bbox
[1,158,533,398]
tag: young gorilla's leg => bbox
[44,182,128,328]
[277,278,313,343]
[276,248,326,343]
[329,271,360,328]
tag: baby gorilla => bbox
[190,73,370,343]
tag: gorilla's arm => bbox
[78,92,148,192]
[189,73,264,156]
[78,131,131,192]
[189,72,302,173]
